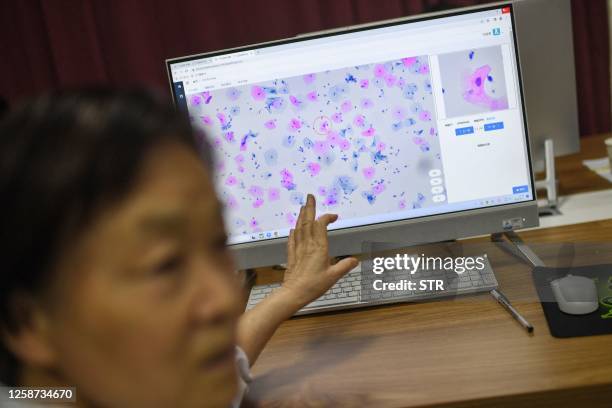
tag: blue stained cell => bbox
[290,191,305,205]
[372,151,388,164]
[230,106,240,115]
[403,83,418,99]
[264,149,278,166]
[469,50,475,60]
[322,152,336,166]
[373,78,384,88]
[351,160,358,172]
[235,218,245,227]
[282,134,295,148]
[405,118,416,126]
[303,137,314,149]
[265,97,286,113]
[442,88,446,94]
[392,122,403,131]
[412,202,422,209]
[335,176,357,195]
[487,75,493,82]
[276,80,289,94]
[410,103,422,113]
[345,73,357,83]
[424,79,432,94]
[420,144,430,152]
[328,84,345,102]
[409,60,422,74]
[417,193,425,202]
[362,191,376,205]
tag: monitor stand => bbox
[535,139,561,217]
[491,231,545,267]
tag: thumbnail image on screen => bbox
[188,56,448,240]
[438,45,509,118]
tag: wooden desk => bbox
[246,135,612,408]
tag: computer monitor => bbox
[167,3,539,269]
[513,0,580,173]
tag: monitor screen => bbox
[167,4,534,246]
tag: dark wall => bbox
[0,0,609,135]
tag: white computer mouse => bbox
[550,274,599,315]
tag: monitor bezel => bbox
[166,2,539,268]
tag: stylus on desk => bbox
[490,289,534,333]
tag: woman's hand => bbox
[281,194,359,307]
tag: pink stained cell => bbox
[341,100,352,113]
[286,212,296,226]
[201,115,213,126]
[249,218,259,228]
[372,182,386,195]
[307,162,321,177]
[462,65,508,111]
[317,119,331,134]
[398,199,407,210]
[376,142,386,151]
[338,138,351,151]
[224,131,235,142]
[280,168,293,179]
[238,166,245,173]
[248,185,264,198]
[190,94,202,106]
[362,167,375,180]
[264,119,277,129]
[402,57,417,67]
[313,140,329,155]
[353,114,366,128]
[252,197,264,209]
[361,126,376,137]
[373,64,386,78]
[226,196,239,210]
[326,130,340,145]
[306,91,318,102]
[419,110,432,121]
[392,107,406,121]
[430,127,436,136]
[361,98,374,109]
[268,187,280,201]
[289,95,302,108]
[384,74,397,87]
[235,154,245,164]
[225,175,238,186]
[213,137,222,148]
[412,136,425,145]
[419,64,430,75]
[325,194,338,206]
[251,85,265,101]
[359,79,369,89]
[288,118,302,131]
[331,112,343,123]
[217,112,227,126]
[303,73,316,84]
[317,186,327,196]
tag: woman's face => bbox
[40,141,242,407]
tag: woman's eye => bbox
[153,254,184,275]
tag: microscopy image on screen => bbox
[438,46,509,118]
[187,56,446,239]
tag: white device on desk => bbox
[551,275,599,315]
[167,4,539,313]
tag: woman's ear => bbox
[2,294,57,370]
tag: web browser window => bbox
[168,5,533,245]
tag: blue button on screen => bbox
[512,185,529,194]
[455,126,474,136]
[484,122,504,131]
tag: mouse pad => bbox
[532,264,612,338]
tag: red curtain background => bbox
[0,0,609,136]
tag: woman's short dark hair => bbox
[0,88,211,385]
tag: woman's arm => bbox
[236,194,358,365]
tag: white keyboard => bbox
[246,254,498,315]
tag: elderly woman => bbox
[0,89,357,407]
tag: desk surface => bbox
[246,134,612,408]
